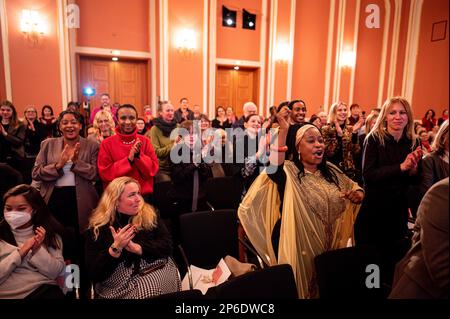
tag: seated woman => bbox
[412,120,449,214]
[238,108,364,298]
[0,184,65,299]
[85,176,180,299]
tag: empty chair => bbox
[314,246,388,299]
[206,264,298,299]
[205,177,244,210]
[179,209,239,269]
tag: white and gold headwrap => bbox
[295,124,320,148]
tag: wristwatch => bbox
[110,244,122,254]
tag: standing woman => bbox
[0,184,65,299]
[39,105,58,138]
[85,177,180,299]
[355,97,422,286]
[211,106,231,130]
[23,106,46,184]
[0,100,26,175]
[321,101,364,181]
[32,110,99,270]
[147,101,178,183]
[88,110,116,145]
[421,109,437,132]
[238,108,364,298]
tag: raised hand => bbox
[276,107,291,130]
[32,226,46,251]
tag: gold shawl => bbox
[238,160,362,298]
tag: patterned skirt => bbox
[96,257,181,299]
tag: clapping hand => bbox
[401,147,422,172]
[32,226,46,252]
[71,143,80,164]
[124,240,142,255]
[128,140,142,161]
[109,224,136,250]
[340,190,364,204]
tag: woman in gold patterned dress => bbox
[238,107,364,298]
[321,101,364,181]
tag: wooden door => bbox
[78,56,148,114]
[215,67,257,118]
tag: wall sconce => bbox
[20,10,46,45]
[275,42,290,63]
[340,50,356,68]
[175,29,196,57]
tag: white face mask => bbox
[4,210,33,229]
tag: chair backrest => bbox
[314,246,386,298]
[205,177,243,210]
[179,209,239,269]
[206,264,298,299]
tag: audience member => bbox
[0,184,65,299]
[88,110,116,145]
[211,106,231,130]
[39,105,58,138]
[98,104,158,203]
[174,98,194,123]
[89,93,118,125]
[85,176,180,299]
[422,109,437,132]
[232,102,257,129]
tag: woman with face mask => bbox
[0,184,65,299]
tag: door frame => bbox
[215,64,260,118]
[76,54,151,115]
[211,59,263,118]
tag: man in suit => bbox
[389,178,449,299]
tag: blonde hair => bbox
[93,110,115,137]
[367,97,416,148]
[88,177,157,240]
[364,113,379,135]
[327,101,348,125]
[432,120,449,155]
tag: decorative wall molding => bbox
[203,0,208,114]
[0,0,12,100]
[215,58,261,67]
[333,0,346,103]
[324,0,336,111]
[150,0,157,110]
[377,0,391,106]
[57,0,72,109]
[159,0,169,100]
[349,0,361,105]
[208,0,217,118]
[74,46,152,59]
[402,0,424,103]
[387,0,402,98]
[266,0,278,107]
[286,0,296,101]
[259,0,267,116]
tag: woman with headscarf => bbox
[238,107,364,298]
